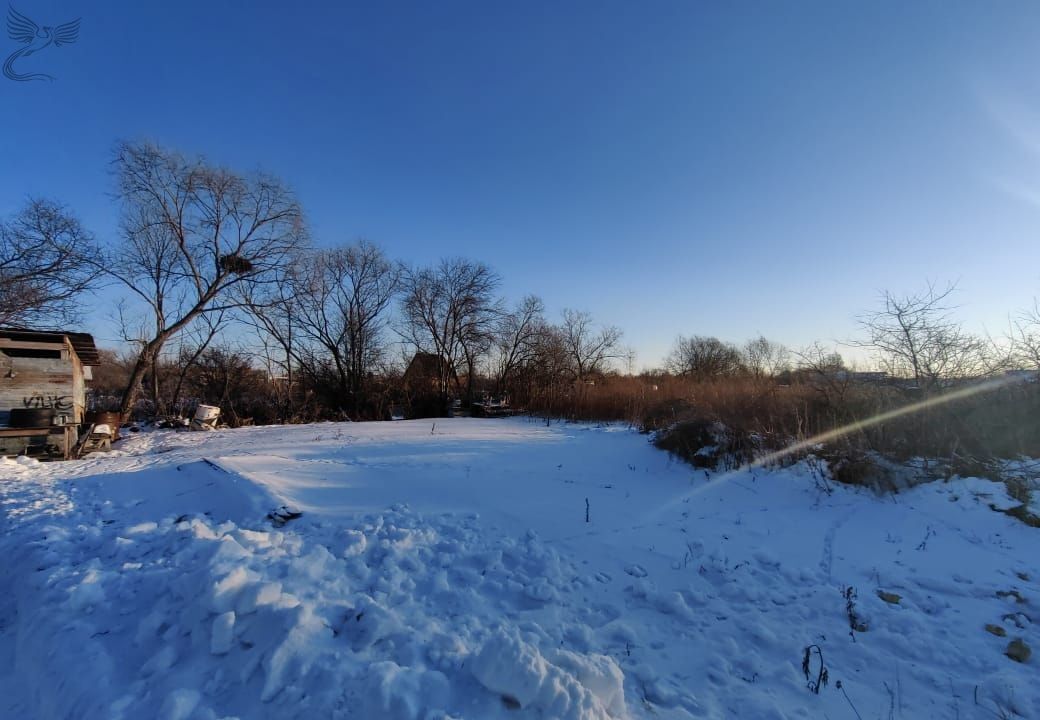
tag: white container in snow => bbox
[194,405,221,422]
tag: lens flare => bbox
[647,373,1025,518]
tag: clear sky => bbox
[2,1,1039,368]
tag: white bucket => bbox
[194,405,221,422]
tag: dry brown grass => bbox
[526,373,1040,490]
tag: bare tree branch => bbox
[852,283,999,392]
[0,198,102,328]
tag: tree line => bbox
[1,142,631,420]
[2,140,1038,424]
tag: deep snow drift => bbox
[0,418,1036,719]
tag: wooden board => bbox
[0,337,86,424]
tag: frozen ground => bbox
[0,418,1036,719]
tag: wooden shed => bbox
[0,329,101,459]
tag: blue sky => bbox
[2,1,1039,368]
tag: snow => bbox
[0,418,1037,719]
[471,629,625,718]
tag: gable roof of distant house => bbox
[0,328,101,366]
[405,352,446,375]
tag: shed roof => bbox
[0,328,102,366]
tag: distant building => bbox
[403,353,449,392]
[403,352,455,418]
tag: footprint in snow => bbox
[625,564,648,578]
[595,572,612,584]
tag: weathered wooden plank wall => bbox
[0,337,86,425]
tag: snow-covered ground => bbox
[0,418,1036,719]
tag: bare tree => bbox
[854,283,995,392]
[744,335,789,379]
[529,323,572,421]
[0,198,101,328]
[492,294,545,394]
[666,335,744,380]
[399,258,501,404]
[291,241,400,416]
[105,141,306,417]
[560,309,623,382]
